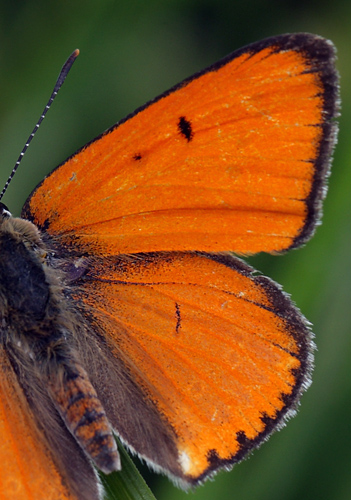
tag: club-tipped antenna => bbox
[0,49,79,202]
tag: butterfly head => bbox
[0,202,11,219]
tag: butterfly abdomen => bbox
[48,362,121,474]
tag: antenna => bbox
[0,49,80,201]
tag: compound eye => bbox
[0,202,12,218]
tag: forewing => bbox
[23,33,338,256]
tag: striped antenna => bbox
[0,49,79,201]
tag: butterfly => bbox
[0,33,339,499]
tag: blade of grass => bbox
[100,438,157,500]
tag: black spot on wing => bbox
[178,116,193,142]
[133,153,142,161]
[175,302,181,334]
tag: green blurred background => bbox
[0,1,350,499]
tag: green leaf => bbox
[101,439,157,500]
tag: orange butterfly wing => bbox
[72,252,312,483]
[0,347,101,500]
[23,33,338,256]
